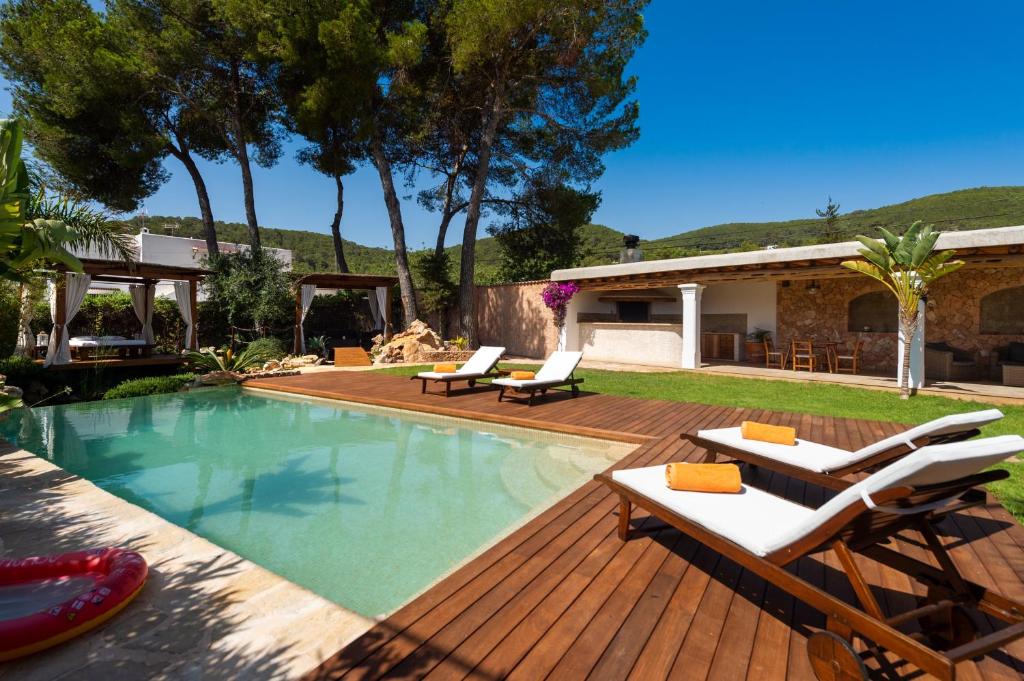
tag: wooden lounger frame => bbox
[496,375,584,406]
[682,427,983,491]
[412,370,505,397]
[597,469,1024,681]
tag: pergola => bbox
[292,273,399,354]
[47,259,207,366]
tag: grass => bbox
[380,363,1024,520]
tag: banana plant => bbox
[841,221,964,399]
[0,119,83,282]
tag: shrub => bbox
[0,355,45,387]
[245,337,286,359]
[102,373,196,400]
[0,283,20,357]
[185,344,273,373]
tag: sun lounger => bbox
[412,345,506,396]
[493,351,584,406]
[598,435,1024,681]
[684,409,1004,490]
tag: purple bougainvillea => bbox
[541,281,580,328]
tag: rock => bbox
[2,385,23,399]
[262,360,282,372]
[199,371,243,386]
[371,320,444,364]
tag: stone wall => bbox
[475,281,558,359]
[777,266,1024,374]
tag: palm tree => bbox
[0,119,136,356]
[841,221,964,399]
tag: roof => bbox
[56,258,209,281]
[551,225,1024,290]
[295,272,399,289]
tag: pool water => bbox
[0,387,631,616]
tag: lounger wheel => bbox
[468,379,476,387]
[571,384,580,396]
[807,631,868,681]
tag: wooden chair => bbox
[764,337,787,369]
[831,340,864,375]
[790,339,818,372]
[597,435,1024,681]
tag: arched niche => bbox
[980,285,1024,335]
[847,291,898,333]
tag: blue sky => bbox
[3,1,1024,248]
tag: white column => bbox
[897,298,926,390]
[559,294,582,352]
[679,283,704,369]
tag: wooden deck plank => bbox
[241,372,1024,681]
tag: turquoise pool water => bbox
[0,387,631,616]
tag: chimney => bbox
[619,235,643,264]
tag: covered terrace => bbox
[550,226,1024,395]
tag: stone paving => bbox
[0,440,373,681]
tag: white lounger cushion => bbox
[493,351,583,388]
[613,434,1024,557]
[70,337,145,347]
[697,408,1004,474]
[695,428,857,473]
[416,346,505,380]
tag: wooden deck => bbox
[245,372,1024,681]
[36,354,185,371]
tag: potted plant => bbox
[744,328,771,363]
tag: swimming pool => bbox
[0,387,632,616]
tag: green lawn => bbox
[380,364,1024,520]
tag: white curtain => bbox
[368,286,387,331]
[173,281,195,350]
[298,284,316,353]
[129,284,156,344]
[44,273,91,367]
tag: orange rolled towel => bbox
[510,370,536,380]
[740,421,797,446]
[665,463,742,493]
[433,363,457,373]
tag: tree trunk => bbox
[230,60,261,251]
[330,174,349,273]
[370,131,419,326]
[899,315,916,400]
[15,284,34,358]
[167,144,219,258]
[457,81,505,345]
[434,210,455,262]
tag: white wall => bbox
[73,229,294,300]
[701,281,776,338]
[578,322,683,366]
[137,232,293,270]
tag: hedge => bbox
[102,373,197,400]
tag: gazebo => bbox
[44,259,207,367]
[293,273,400,354]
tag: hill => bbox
[118,186,1024,282]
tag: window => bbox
[847,291,898,333]
[616,301,650,322]
[980,285,1024,334]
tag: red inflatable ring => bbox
[0,547,148,661]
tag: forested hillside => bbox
[117,186,1024,282]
